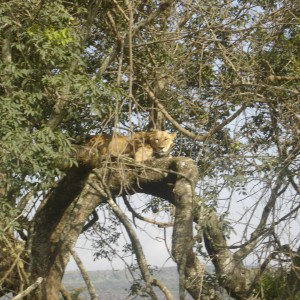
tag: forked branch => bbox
[143,84,246,141]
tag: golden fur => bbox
[86,130,176,162]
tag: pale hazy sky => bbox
[67,227,176,271]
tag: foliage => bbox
[90,207,122,261]
[255,271,300,300]
[0,0,299,299]
[256,272,286,300]
[0,0,117,197]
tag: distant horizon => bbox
[65,264,179,273]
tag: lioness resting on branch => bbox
[86,130,176,162]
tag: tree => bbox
[1,0,299,299]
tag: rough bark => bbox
[171,160,197,300]
[200,208,258,300]
[26,146,203,300]
[4,144,268,300]
[28,167,95,299]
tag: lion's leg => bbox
[134,146,154,162]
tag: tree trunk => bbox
[28,167,94,299]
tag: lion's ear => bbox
[171,132,177,139]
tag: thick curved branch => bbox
[28,155,204,300]
[28,168,103,300]
[199,207,258,299]
[171,160,197,300]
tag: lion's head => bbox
[147,130,176,157]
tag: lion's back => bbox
[86,134,130,157]
[85,130,176,161]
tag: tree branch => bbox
[223,147,299,260]
[29,155,210,299]
[69,247,99,300]
[143,83,246,141]
[132,0,175,37]
[106,192,176,300]
[106,195,159,299]
[234,171,285,260]
[143,84,206,140]
[201,207,258,299]
[60,284,72,300]
[122,195,173,228]
[12,277,43,300]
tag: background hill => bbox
[63,266,232,299]
[63,266,185,299]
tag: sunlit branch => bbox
[143,84,247,141]
[11,277,43,300]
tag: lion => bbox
[86,130,176,162]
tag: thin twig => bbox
[122,195,173,228]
